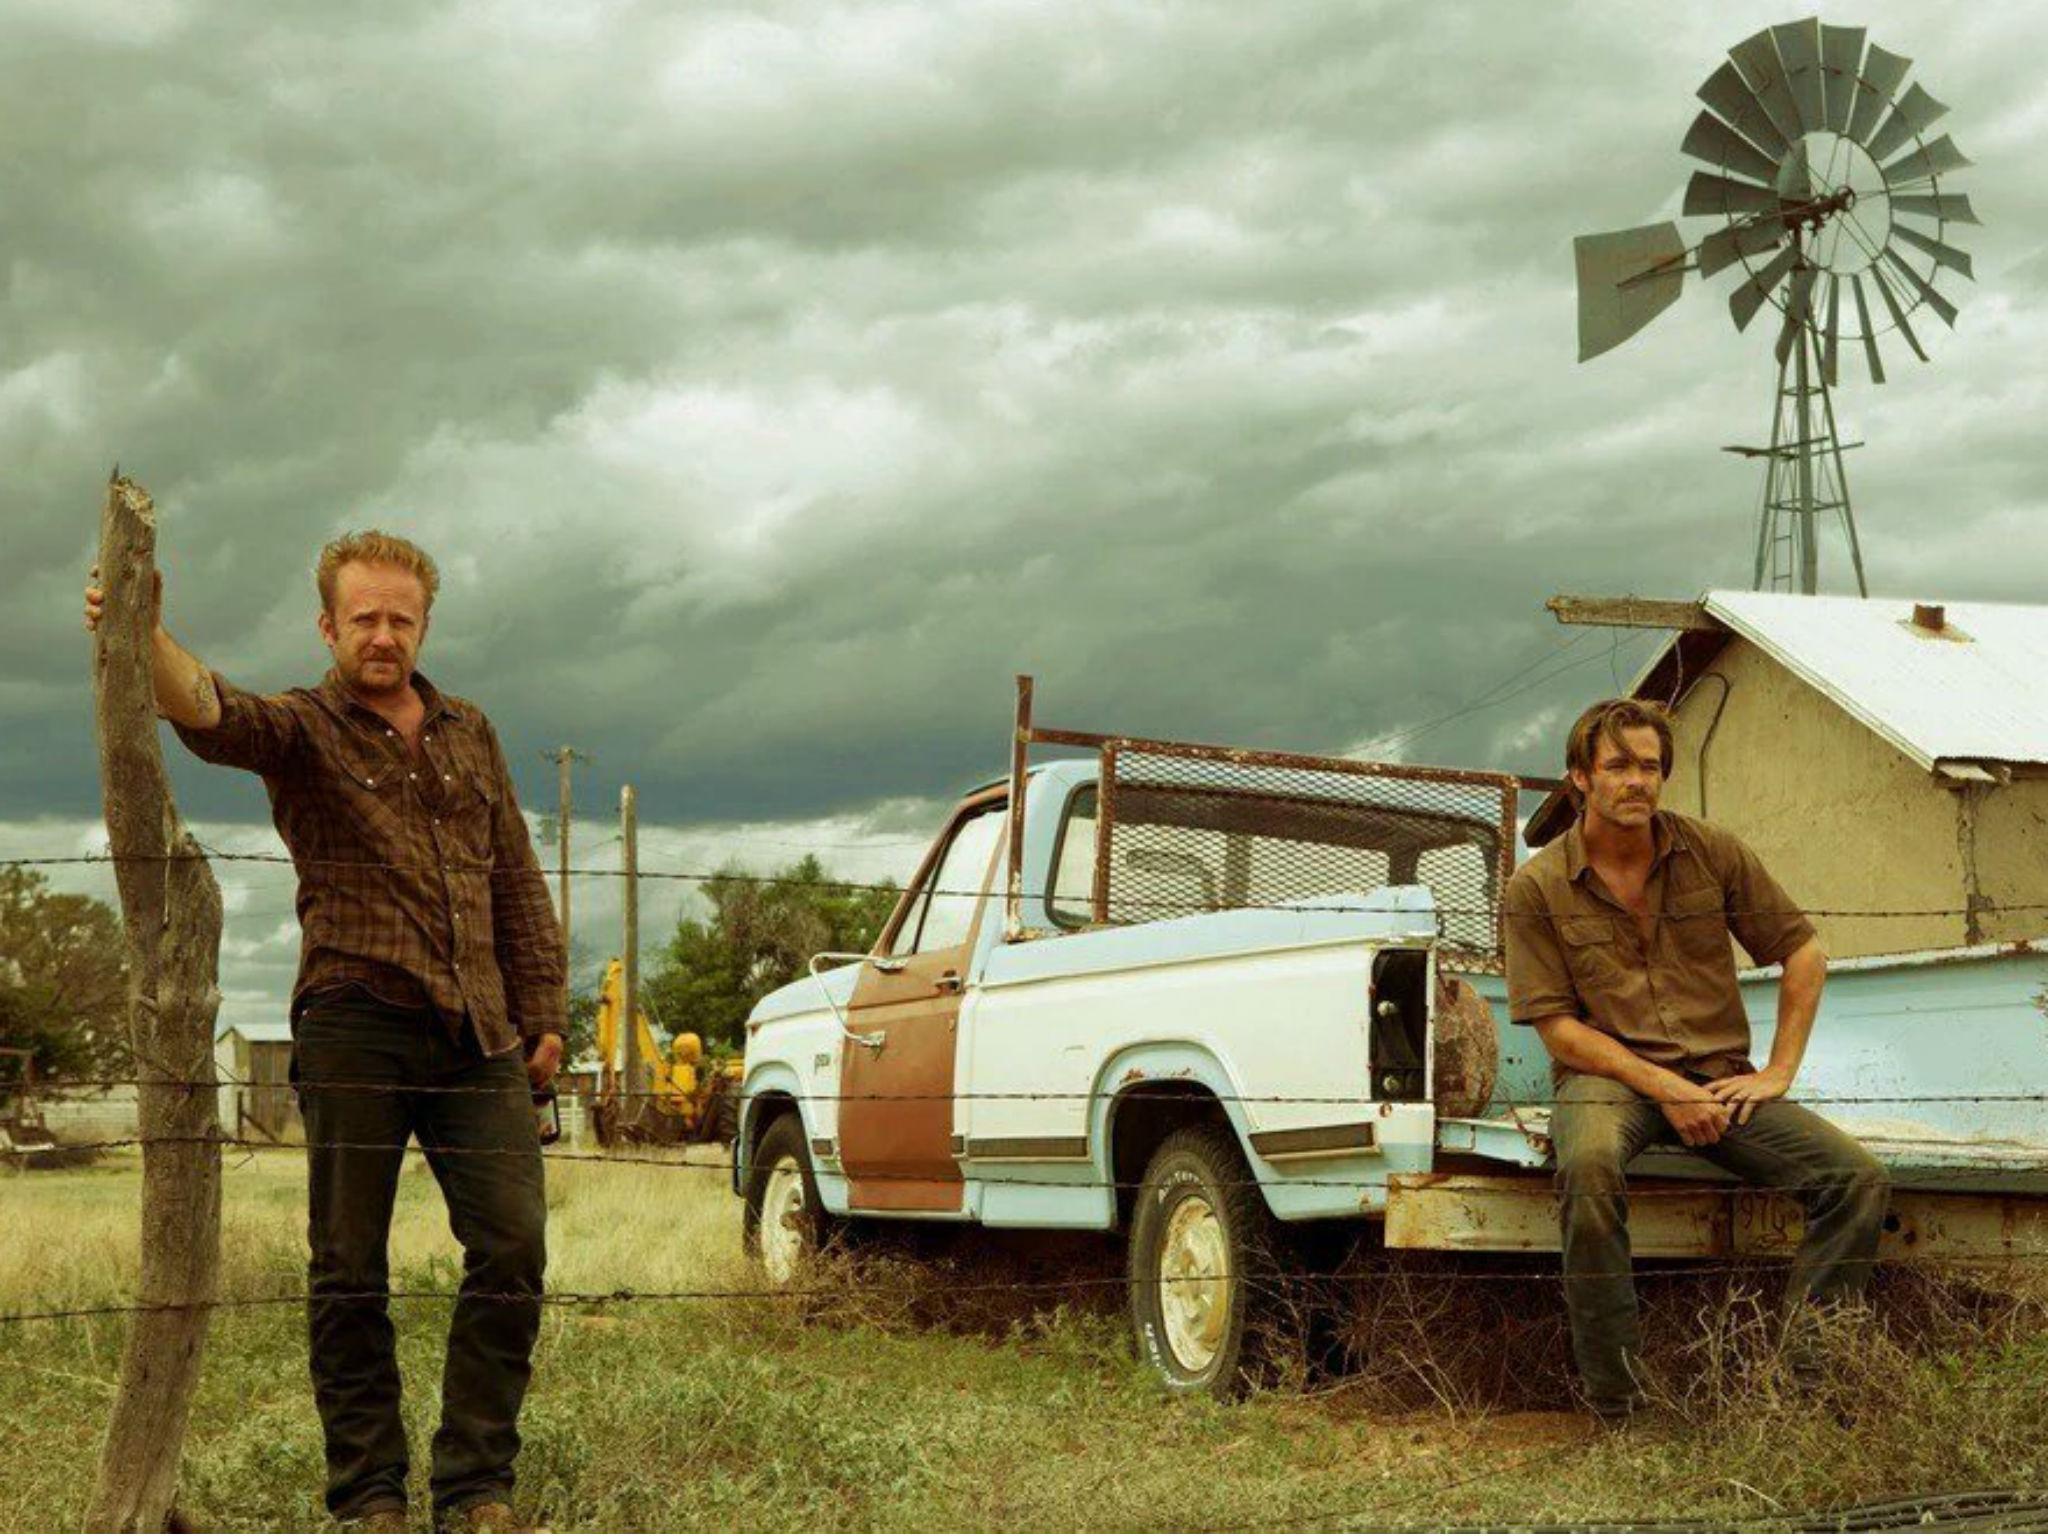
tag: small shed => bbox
[1526,592,2048,960]
[215,1020,299,1142]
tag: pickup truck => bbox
[735,697,2048,1396]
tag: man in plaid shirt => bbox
[87,531,564,1533]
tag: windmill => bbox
[1575,18,1979,597]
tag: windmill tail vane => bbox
[1573,17,1979,599]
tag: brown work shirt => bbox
[173,668,565,1056]
[1502,810,1815,1081]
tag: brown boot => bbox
[339,1504,411,1534]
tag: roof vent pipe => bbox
[1913,602,1946,632]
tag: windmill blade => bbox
[1698,60,1791,160]
[1574,223,1687,362]
[1774,265,1816,366]
[1823,273,1842,385]
[1892,222,1975,279]
[1866,81,1951,165]
[1852,273,1886,384]
[1729,28,1807,145]
[1779,135,1813,204]
[1698,218,1786,277]
[1772,19,1826,134]
[1847,43,1911,144]
[1884,133,1972,186]
[1682,109,1783,184]
[1683,170,1782,218]
[1884,247,1961,327]
[1870,263,1929,360]
[1820,24,1865,133]
[1730,244,1799,332]
[1892,191,1980,225]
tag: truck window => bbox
[892,801,1006,956]
[1048,787,1098,927]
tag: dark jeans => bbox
[1551,1071,1889,1414]
[293,988,547,1519]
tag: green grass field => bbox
[4,1151,2047,1532]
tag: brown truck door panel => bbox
[839,790,1006,1213]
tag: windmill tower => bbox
[1574,19,1979,597]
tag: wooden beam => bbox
[89,473,224,1532]
[1545,594,1721,631]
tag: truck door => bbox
[838,789,1006,1212]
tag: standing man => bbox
[86,532,563,1532]
[1502,698,1888,1424]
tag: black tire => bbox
[741,1113,835,1283]
[1126,1123,1293,1399]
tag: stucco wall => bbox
[1659,640,1968,959]
[1972,778,2048,944]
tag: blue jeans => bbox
[1550,1071,1889,1414]
[292,988,547,1519]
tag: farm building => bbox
[215,1020,299,1142]
[1525,591,2048,961]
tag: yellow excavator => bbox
[592,958,743,1146]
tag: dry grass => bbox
[3,1153,2046,1532]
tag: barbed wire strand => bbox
[19,1072,2048,1112]
[12,845,2048,923]
[24,1134,2041,1204]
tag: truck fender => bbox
[1086,1041,1279,1220]
[735,1063,810,1195]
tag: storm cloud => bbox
[4,1,2042,1019]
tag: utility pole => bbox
[620,784,641,1127]
[540,745,587,951]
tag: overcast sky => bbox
[4,1,2040,1027]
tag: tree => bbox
[0,866,131,1080]
[642,856,899,1052]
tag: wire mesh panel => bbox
[1093,739,1518,970]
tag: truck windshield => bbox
[890,801,1007,956]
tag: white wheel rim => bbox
[1158,1194,1231,1374]
[760,1154,810,1286]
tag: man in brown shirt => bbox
[1503,698,1887,1424]
[87,532,562,1531]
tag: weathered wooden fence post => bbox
[87,473,225,1532]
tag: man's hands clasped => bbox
[1657,1075,1734,1147]
[1704,1063,1793,1127]
[1656,1064,1794,1145]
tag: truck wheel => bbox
[1127,1124,1290,1399]
[743,1114,833,1286]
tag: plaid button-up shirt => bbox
[174,667,566,1056]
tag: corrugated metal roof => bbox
[1697,591,2048,771]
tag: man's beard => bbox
[339,651,410,697]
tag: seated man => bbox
[1503,698,1889,1423]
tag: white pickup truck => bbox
[734,705,1522,1395]
[735,693,2048,1395]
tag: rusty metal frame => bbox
[1092,734,1521,966]
[1005,675,1554,957]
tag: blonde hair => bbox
[316,530,440,615]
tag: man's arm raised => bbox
[84,566,221,728]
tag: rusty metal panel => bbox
[1387,1174,2048,1262]
[1386,1174,1730,1256]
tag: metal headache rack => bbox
[1005,677,1536,970]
